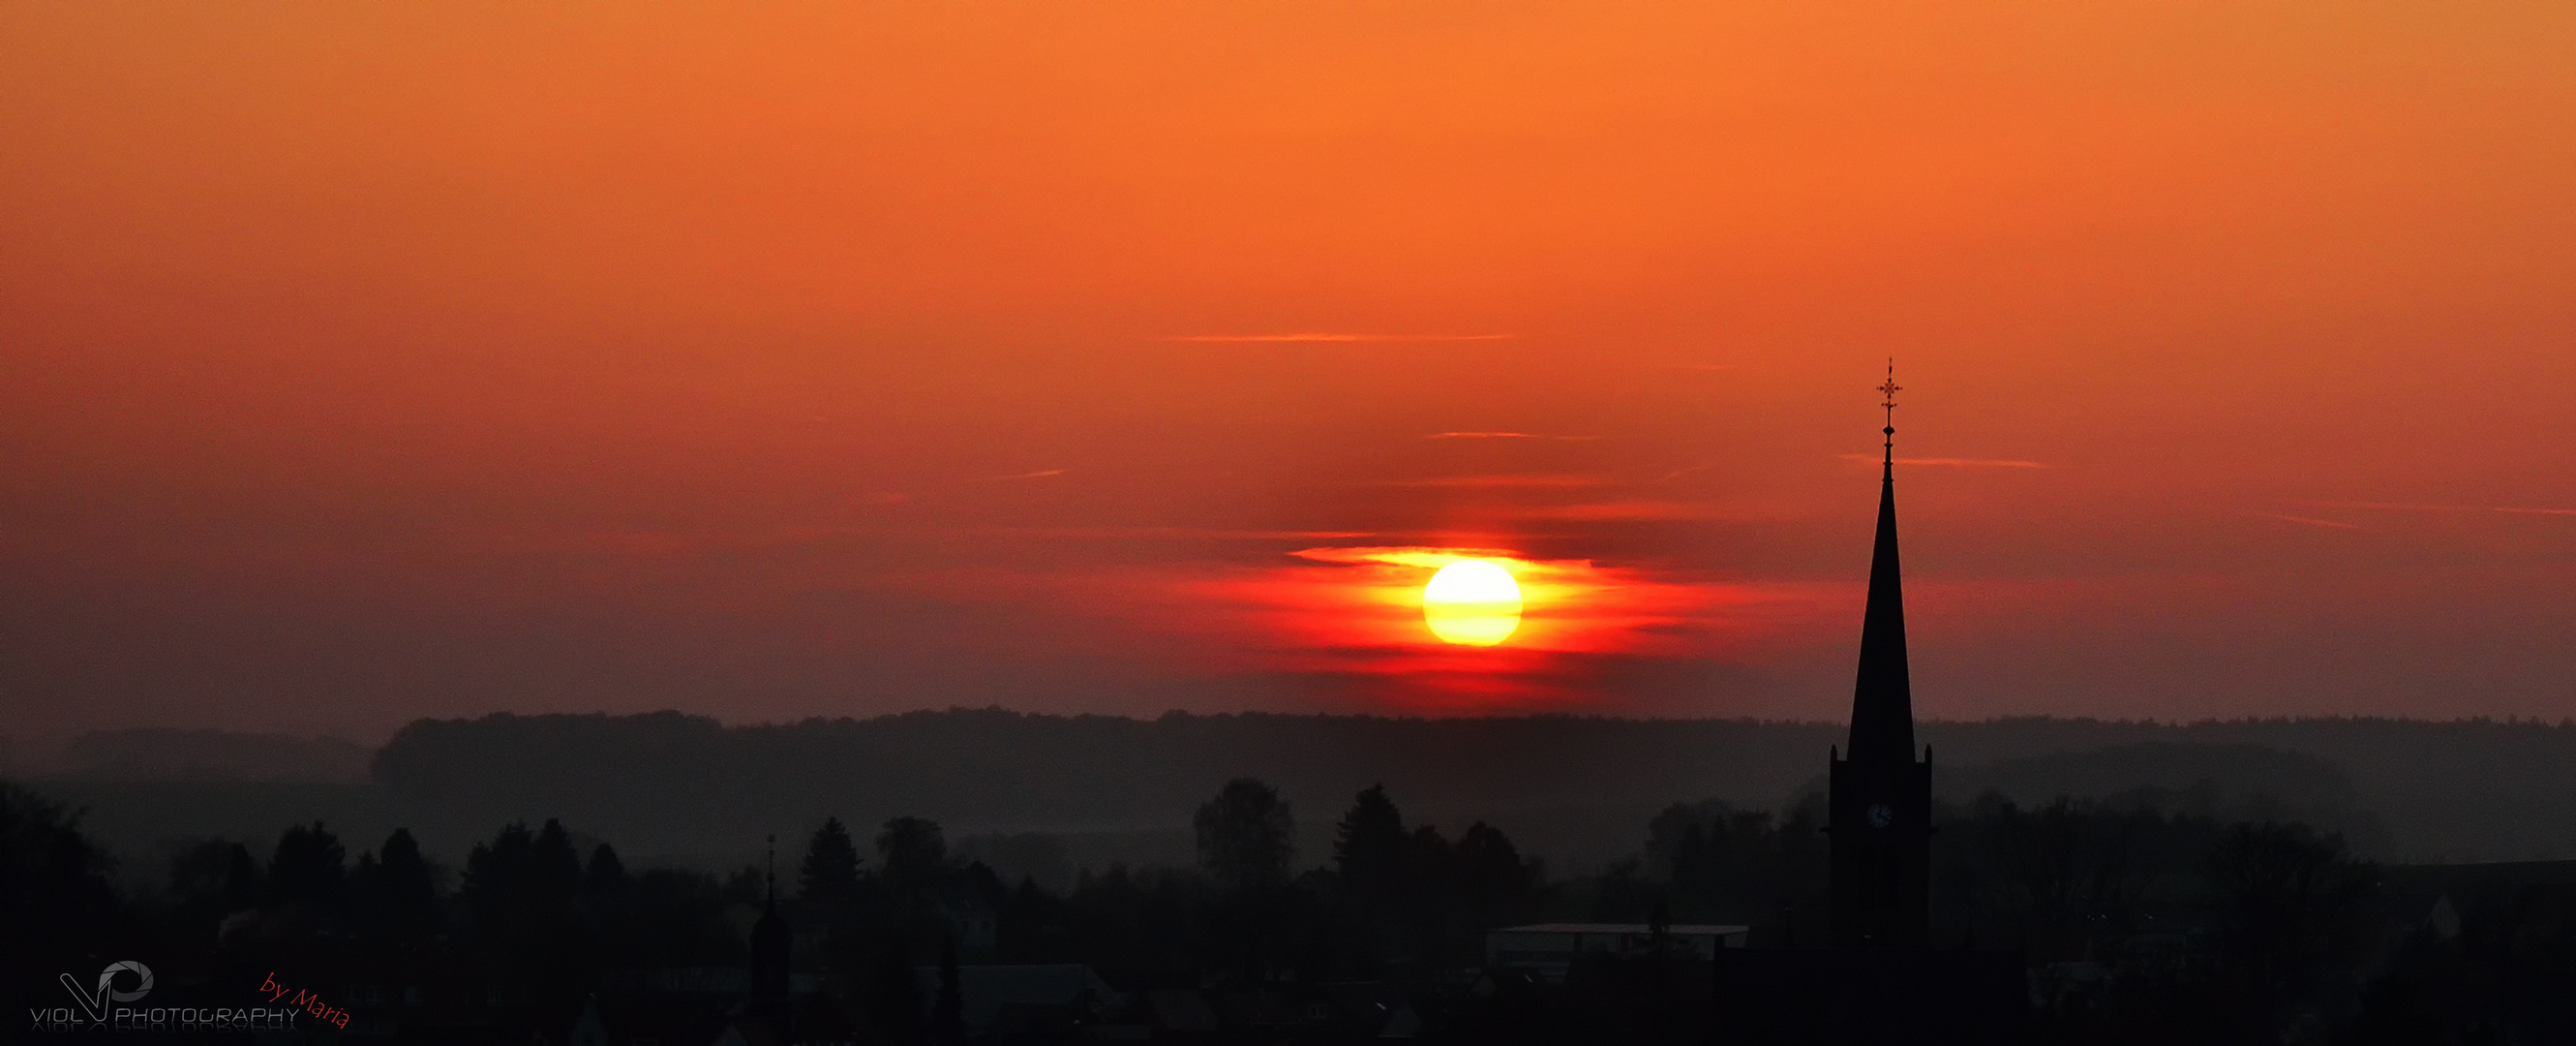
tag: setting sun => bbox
[1422,560,1524,646]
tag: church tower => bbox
[1827,364,1933,948]
[748,835,794,1031]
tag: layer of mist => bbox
[22,710,2576,884]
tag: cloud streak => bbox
[976,526,1379,541]
[2251,511,2371,532]
[2300,500,2576,518]
[1421,431,1600,442]
[1838,454,2047,469]
[1159,543,1845,712]
[1509,501,1744,522]
[1374,474,1607,489]
[1162,332,1517,344]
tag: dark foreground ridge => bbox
[8,759,2573,1043]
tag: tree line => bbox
[7,777,2574,1043]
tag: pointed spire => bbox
[1848,361,1916,766]
[1877,359,1901,479]
[747,831,793,1010]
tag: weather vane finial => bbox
[1877,359,1900,476]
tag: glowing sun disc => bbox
[1422,560,1523,645]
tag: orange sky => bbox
[5,3,2575,755]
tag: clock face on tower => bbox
[1867,802,1894,829]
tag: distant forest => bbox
[30,711,2576,876]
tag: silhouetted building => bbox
[747,846,794,1039]
[1713,371,2025,1045]
[1826,372,1933,949]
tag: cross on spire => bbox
[1877,360,1901,475]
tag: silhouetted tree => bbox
[463,820,534,929]
[349,828,440,939]
[1196,778,1294,893]
[1980,797,2148,959]
[803,815,864,908]
[531,818,584,900]
[462,819,587,950]
[995,877,1069,962]
[1056,863,1212,988]
[1452,821,1533,917]
[0,784,117,949]
[585,842,625,897]
[2205,821,2377,1018]
[1407,824,1452,889]
[878,815,948,900]
[1334,784,1410,904]
[1647,801,1725,876]
[615,868,745,968]
[1646,798,1828,934]
[170,838,262,916]
[581,839,627,945]
[867,926,926,1046]
[268,821,347,909]
[457,818,594,1000]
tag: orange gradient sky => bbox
[5,3,2576,754]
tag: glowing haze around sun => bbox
[1422,560,1524,646]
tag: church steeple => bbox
[1847,363,1916,767]
[1827,361,1933,949]
[748,833,793,1026]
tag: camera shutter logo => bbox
[58,961,153,1022]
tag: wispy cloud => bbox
[1375,474,1607,489]
[2251,511,2371,532]
[1288,546,1519,569]
[973,469,1067,482]
[1419,431,1602,442]
[1205,546,1804,692]
[2299,500,2576,518]
[976,526,1378,541]
[531,524,875,558]
[1511,501,1734,522]
[1838,454,2046,469]
[1163,332,1517,344]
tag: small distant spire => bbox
[1876,360,1901,479]
[765,833,777,904]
